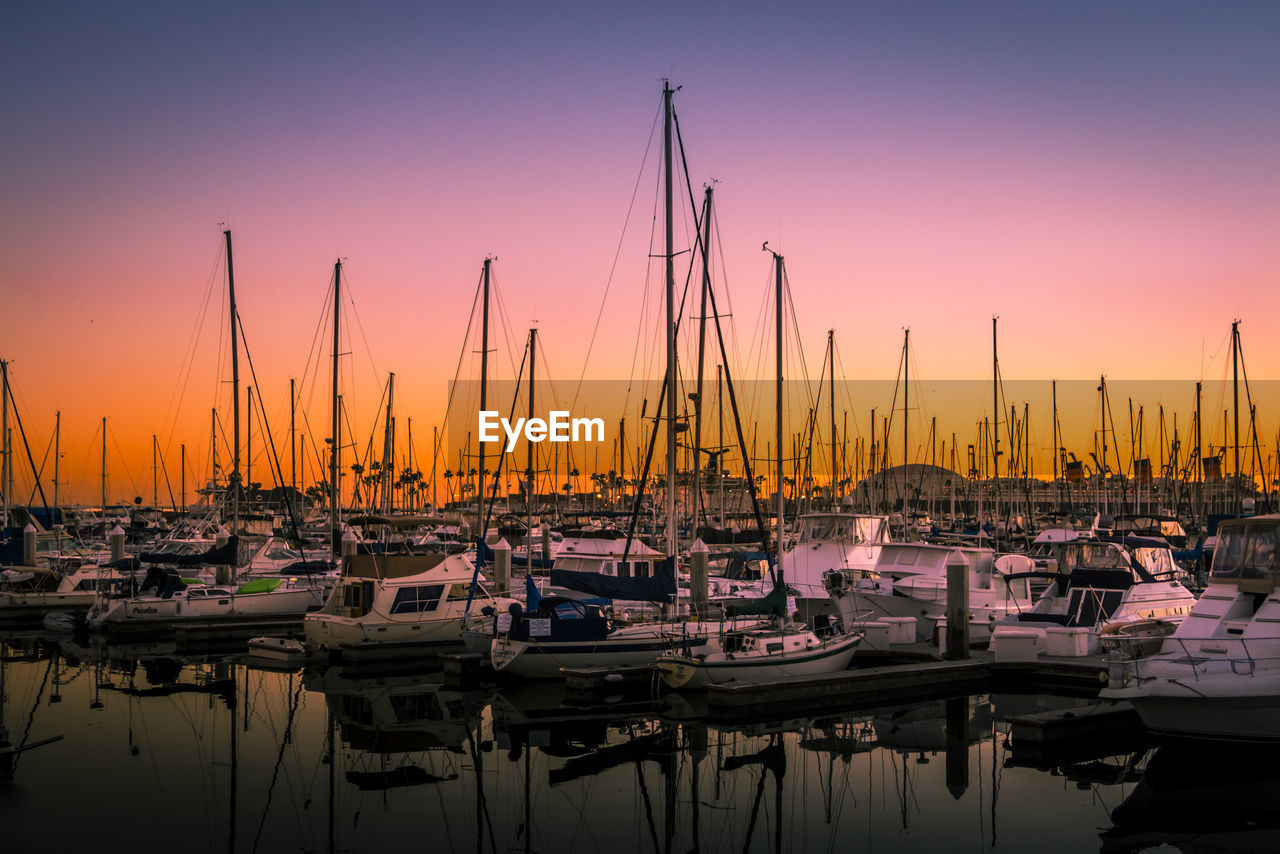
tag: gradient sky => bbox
[3,2,1278,504]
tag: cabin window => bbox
[764,641,783,654]
[618,561,631,578]
[390,584,446,614]
[635,561,650,578]
[1244,528,1278,576]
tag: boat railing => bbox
[1129,636,1280,683]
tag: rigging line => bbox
[569,97,663,415]
[430,266,485,490]
[236,314,304,540]
[22,418,55,508]
[158,236,225,449]
[299,274,336,425]
[107,423,143,500]
[337,267,384,396]
[487,267,524,383]
[630,154,665,393]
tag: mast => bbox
[692,185,713,535]
[289,378,296,518]
[246,386,253,505]
[477,258,492,558]
[53,410,60,509]
[180,444,186,513]
[1232,320,1241,512]
[527,327,537,557]
[329,259,342,556]
[1194,381,1202,520]
[225,229,240,537]
[101,416,107,511]
[718,364,725,523]
[1100,375,1108,514]
[828,330,836,509]
[766,245,785,570]
[663,79,678,561]
[991,317,999,547]
[903,327,909,513]
[152,434,158,507]
[1,360,7,524]
[382,373,395,516]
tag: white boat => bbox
[0,563,138,619]
[87,571,331,629]
[655,622,862,688]
[1102,515,1280,740]
[999,536,1197,655]
[303,551,513,651]
[488,596,760,679]
[830,542,1035,643]
[247,635,308,665]
[781,512,891,617]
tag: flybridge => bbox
[478,411,605,453]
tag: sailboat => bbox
[486,82,779,679]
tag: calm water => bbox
[0,633,1271,854]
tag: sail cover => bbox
[550,556,677,604]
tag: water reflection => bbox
[0,630,1257,853]
[1103,741,1280,854]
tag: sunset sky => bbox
[3,2,1278,505]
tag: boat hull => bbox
[658,632,862,688]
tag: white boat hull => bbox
[658,632,862,688]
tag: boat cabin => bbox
[1207,515,1280,594]
[794,513,888,546]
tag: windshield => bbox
[1061,542,1128,573]
[1212,521,1280,581]
[797,516,884,545]
[1133,546,1176,578]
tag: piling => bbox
[22,523,36,566]
[109,524,126,563]
[945,552,969,659]
[541,522,552,563]
[214,525,232,584]
[689,538,709,618]
[493,537,511,595]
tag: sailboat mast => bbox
[1,360,8,524]
[478,258,492,557]
[693,185,713,535]
[225,229,240,536]
[1100,375,1108,514]
[330,258,342,555]
[771,249,785,568]
[289,378,296,517]
[828,330,836,509]
[903,328,909,516]
[99,416,107,511]
[1232,320,1241,512]
[991,317,999,548]
[382,373,395,515]
[53,410,60,510]
[663,80,677,560]
[527,327,537,555]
